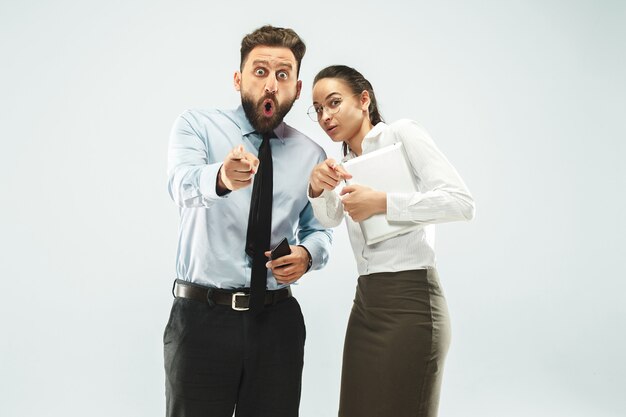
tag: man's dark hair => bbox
[240,25,306,76]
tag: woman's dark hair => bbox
[313,65,384,155]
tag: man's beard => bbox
[241,93,296,135]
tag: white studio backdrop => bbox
[1,0,625,416]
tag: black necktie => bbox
[245,132,274,312]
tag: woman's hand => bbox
[309,159,352,198]
[340,185,387,222]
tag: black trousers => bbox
[164,293,306,417]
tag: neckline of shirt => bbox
[343,121,387,161]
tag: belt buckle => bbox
[231,292,249,311]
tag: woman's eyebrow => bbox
[324,92,341,100]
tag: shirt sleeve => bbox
[307,188,344,228]
[297,152,334,271]
[167,113,229,208]
[386,120,475,224]
[296,198,334,272]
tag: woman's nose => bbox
[321,107,333,122]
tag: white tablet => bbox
[342,142,421,245]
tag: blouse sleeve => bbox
[307,188,344,228]
[386,120,475,224]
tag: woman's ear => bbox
[360,90,371,111]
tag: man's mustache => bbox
[258,94,277,105]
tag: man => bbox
[164,26,332,417]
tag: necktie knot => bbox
[261,131,277,142]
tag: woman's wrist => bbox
[309,183,323,198]
[377,191,387,214]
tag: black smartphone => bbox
[270,237,292,260]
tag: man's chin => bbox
[241,95,294,134]
[254,115,281,134]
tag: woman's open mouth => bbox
[262,99,275,117]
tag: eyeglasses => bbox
[306,94,359,122]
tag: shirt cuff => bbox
[308,188,343,228]
[199,162,230,201]
[298,242,324,272]
[308,187,331,207]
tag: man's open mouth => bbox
[262,99,274,117]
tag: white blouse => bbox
[308,120,475,276]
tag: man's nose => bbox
[265,76,278,94]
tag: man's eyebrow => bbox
[251,59,293,70]
[277,62,294,70]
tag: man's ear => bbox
[233,71,242,92]
[360,90,371,111]
[295,80,302,100]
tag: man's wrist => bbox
[216,165,231,196]
[298,245,313,272]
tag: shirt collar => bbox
[232,105,286,144]
[362,122,387,149]
[342,122,387,161]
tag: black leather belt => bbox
[173,279,291,311]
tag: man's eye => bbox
[277,71,288,80]
[315,106,323,114]
[255,68,266,76]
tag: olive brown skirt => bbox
[338,268,451,417]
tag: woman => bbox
[307,65,475,417]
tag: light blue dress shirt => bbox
[167,106,333,289]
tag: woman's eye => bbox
[329,99,342,108]
[255,68,266,76]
